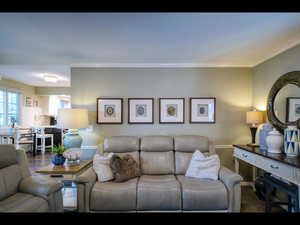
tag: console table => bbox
[233,144,300,211]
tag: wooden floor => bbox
[26,152,285,213]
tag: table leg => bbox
[298,186,300,212]
[252,166,257,191]
[33,133,36,157]
[235,158,239,174]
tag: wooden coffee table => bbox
[35,160,92,210]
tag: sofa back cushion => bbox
[174,135,211,175]
[104,136,139,153]
[0,164,22,201]
[140,136,174,175]
[174,135,209,153]
[140,151,174,175]
[140,136,173,152]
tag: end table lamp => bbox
[246,110,263,147]
[57,108,89,149]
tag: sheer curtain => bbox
[49,95,61,117]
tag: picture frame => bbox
[159,98,185,124]
[190,97,216,123]
[128,98,154,124]
[97,98,123,124]
[25,96,33,107]
[286,97,300,123]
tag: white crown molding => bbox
[71,63,252,68]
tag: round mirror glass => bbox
[273,84,300,123]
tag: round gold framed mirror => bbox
[267,71,300,133]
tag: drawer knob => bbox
[242,154,248,158]
[270,165,279,169]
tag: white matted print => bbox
[159,98,184,124]
[287,97,300,122]
[128,98,154,124]
[97,98,123,124]
[190,98,216,123]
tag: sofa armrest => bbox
[75,167,97,212]
[219,167,243,212]
[19,176,63,199]
[75,167,97,184]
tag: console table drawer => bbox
[254,155,293,183]
[234,148,256,164]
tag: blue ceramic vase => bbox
[259,123,273,150]
[52,155,66,166]
[284,126,299,157]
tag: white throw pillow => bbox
[93,152,114,182]
[185,150,220,180]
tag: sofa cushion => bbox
[185,150,220,180]
[0,164,22,201]
[174,135,209,153]
[90,178,138,211]
[104,136,139,152]
[137,175,181,210]
[177,175,228,210]
[0,144,17,169]
[140,151,174,175]
[105,151,140,167]
[110,154,141,182]
[175,152,212,175]
[93,153,114,182]
[140,136,173,152]
[0,192,48,212]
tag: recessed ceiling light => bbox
[44,74,59,83]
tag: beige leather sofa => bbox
[0,144,64,212]
[76,135,242,212]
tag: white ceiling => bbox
[1,12,300,87]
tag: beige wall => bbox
[253,43,300,111]
[35,87,71,95]
[71,67,253,145]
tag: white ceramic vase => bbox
[266,128,283,154]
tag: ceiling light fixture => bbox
[43,74,58,83]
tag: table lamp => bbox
[246,110,263,147]
[57,108,89,149]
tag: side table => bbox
[35,160,92,211]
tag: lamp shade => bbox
[246,111,263,125]
[57,108,89,129]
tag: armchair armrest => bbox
[219,167,243,212]
[19,176,63,200]
[75,167,97,212]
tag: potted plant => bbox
[51,144,66,165]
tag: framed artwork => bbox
[25,96,33,107]
[286,97,300,122]
[128,98,154,124]
[97,98,123,124]
[190,97,216,123]
[159,98,185,124]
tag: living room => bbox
[0,11,300,215]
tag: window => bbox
[0,89,21,126]
[49,95,71,117]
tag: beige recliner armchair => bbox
[0,144,64,212]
